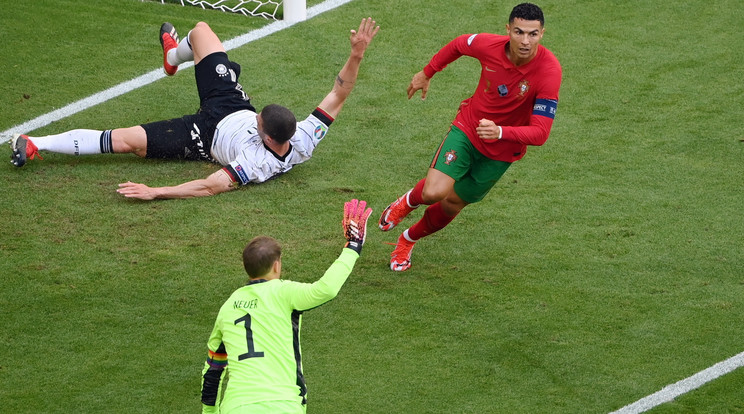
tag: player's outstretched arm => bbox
[116,169,236,200]
[287,199,372,311]
[316,17,379,119]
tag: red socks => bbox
[407,202,458,241]
[407,178,427,207]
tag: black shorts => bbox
[142,52,257,161]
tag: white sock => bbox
[167,31,194,66]
[402,229,417,243]
[30,129,112,155]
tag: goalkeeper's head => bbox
[258,104,297,144]
[243,236,283,280]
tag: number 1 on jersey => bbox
[234,314,265,360]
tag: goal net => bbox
[143,0,306,21]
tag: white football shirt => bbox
[211,109,331,185]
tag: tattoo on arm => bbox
[336,75,354,88]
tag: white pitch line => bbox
[0,0,357,144]
[610,350,744,414]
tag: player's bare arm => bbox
[407,70,431,100]
[116,169,236,200]
[317,17,379,118]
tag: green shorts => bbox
[430,125,511,204]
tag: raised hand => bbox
[343,199,373,254]
[349,17,380,58]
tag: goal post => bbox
[283,0,306,22]
[142,0,307,22]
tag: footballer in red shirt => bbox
[379,3,563,271]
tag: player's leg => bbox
[378,178,425,232]
[379,126,464,232]
[390,190,466,272]
[24,127,145,158]
[188,22,226,65]
[112,126,148,157]
[10,127,146,167]
[387,126,477,271]
[412,156,511,240]
[408,190,466,239]
[189,29,255,122]
[140,114,215,161]
[378,166,455,232]
[419,168,455,204]
[391,155,511,270]
[161,22,213,75]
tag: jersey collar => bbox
[263,140,293,162]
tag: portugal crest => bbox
[518,79,530,97]
[444,150,458,165]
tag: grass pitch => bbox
[1,0,743,412]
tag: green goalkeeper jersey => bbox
[201,248,359,414]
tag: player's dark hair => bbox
[261,104,297,144]
[509,3,545,26]
[243,236,282,278]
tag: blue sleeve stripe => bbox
[533,99,558,119]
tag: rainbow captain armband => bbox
[206,348,228,369]
[532,99,558,119]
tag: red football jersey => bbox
[424,33,562,162]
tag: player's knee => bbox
[441,194,468,216]
[190,22,212,40]
[111,126,147,155]
[421,186,447,204]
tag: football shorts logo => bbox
[190,123,212,161]
[216,64,228,77]
[444,150,458,165]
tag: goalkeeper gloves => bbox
[343,199,372,254]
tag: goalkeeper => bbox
[10,18,379,200]
[200,199,372,414]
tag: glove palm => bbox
[343,199,372,254]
